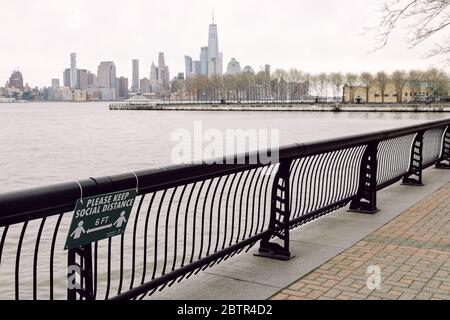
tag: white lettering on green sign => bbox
[64,189,137,250]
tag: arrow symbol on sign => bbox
[87,224,113,234]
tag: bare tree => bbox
[408,70,423,99]
[372,0,450,58]
[329,72,344,102]
[392,70,407,103]
[345,73,359,103]
[318,73,329,101]
[374,71,389,103]
[360,72,374,103]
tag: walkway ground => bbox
[272,182,450,300]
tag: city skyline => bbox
[0,0,447,88]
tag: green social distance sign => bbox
[64,189,137,250]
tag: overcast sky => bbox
[0,0,444,88]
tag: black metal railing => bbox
[0,118,449,300]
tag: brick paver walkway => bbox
[272,182,450,300]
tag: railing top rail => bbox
[1,117,449,226]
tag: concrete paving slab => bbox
[149,270,277,300]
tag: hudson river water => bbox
[1,102,449,193]
[1,102,450,299]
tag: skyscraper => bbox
[70,53,77,90]
[51,79,60,90]
[207,12,223,77]
[150,62,158,92]
[8,70,24,91]
[97,61,117,100]
[158,52,170,89]
[77,69,89,89]
[132,59,139,92]
[200,47,209,75]
[97,62,116,88]
[63,68,71,87]
[184,56,192,78]
[118,77,129,98]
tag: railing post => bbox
[402,130,425,186]
[436,126,450,169]
[349,141,380,214]
[255,160,293,261]
[67,244,94,300]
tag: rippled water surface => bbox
[1,102,448,193]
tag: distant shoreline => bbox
[109,102,450,113]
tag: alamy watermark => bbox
[366,265,382,290]
[170,121,280,165]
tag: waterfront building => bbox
[70,53,77,90]
[63,68,71,87]
[73,89,87,102]
[51,79,60,90]
[226,58,241,76]
[118,77,129,98]
[7,70,24,91]
[342,80,450,104]
[132,59,139,93]
[60,87,74,101]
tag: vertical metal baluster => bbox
[243,169,258,240]
[152,189,168,280]
[236,171,251,243]
[49,214,62,300]
[229,172,244,247]
[249,167,264,237]
[198,180,213,260]
[0,225,9,268]
[93,241,98,299]
[206,176,222,256]
[104,238,112,300]
[129,195,145,290]
[117,234,125,295]
[33,218,46,300]
[162,188,177,275]
[15,221,28,300]
[214,175,230,253]
[190,181,206,263]
[221,174,237,250]
[261,164,277,232]
[181,183,196,267]
[140,193,156,285]
[171,185,187,271]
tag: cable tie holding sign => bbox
[75,180,84,204]
[131,171,139,194]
